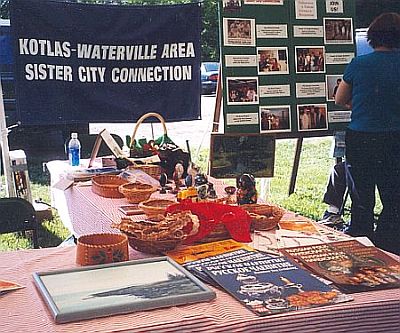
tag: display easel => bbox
[88,129,125,168]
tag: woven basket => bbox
[195,223,231,244]
[127,236,181,254]
[118,183,157,203]
[127,164,161,179]
[138,199,176,220]
[76,233,128,266]
[241,203,285,231]
[92,175,129,198]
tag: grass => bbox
[0,137,336,251]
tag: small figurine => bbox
[172,162,184,194]
[194,173,208,187]
[159,173,168,194]
[207,182,217,199]
[184,174,193,187]
[236,173,257,205]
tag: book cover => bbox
[282,240,400,293]
[201,252,352,316]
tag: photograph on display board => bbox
[222,0,242,12]
[257,47,289,75]
[297,104,328,131]
[260,105,291,133]
[295,46,325,73]
[324,18,353,45]
[326,75,343,101]
[227,77,259,105]
[223,18,256,46]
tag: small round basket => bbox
[241,203,286,231]
[138,199,176,220]
[119,182,157,203]
[92,175,129,198]
[126,236,181,255]
[76,233,128,266]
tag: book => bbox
[182,248,268,285]
[281,240,400,293]
[200,250,352,316]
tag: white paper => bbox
[295,0,317,20]
[226,113,259,126]
[326,0,344,14]
[325,52,354,64]
[328,110,352,123]
[293,25,323,37]
[256,24,288,38]
[225,55,257,67]
[296,82,326,98]
[259,84,290,98]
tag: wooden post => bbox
[212,64,223,133]
[289,137,303,195]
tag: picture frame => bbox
[295,46,325,74]
[260,105,291,133]
[297,104,328,131]
[226,77,259,105]
[257,47,289,75]
[324,18,354,45]
[33,256,216,323]
[210,133,275,178]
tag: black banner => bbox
[10,0,201,125]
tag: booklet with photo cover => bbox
[200,251,352,316]
[281,240,400,293]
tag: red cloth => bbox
[166,201,252,244]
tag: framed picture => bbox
[210,133,275,178]
[326,75,343,101]
[226,77,259,105]
[223,18,256,46]
[260,105,291,133]
[295,46,325,73]
[297,104,328,131]
[324,18,353,45]
[33,257,216,323]
[257,47,289,75]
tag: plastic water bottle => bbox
[68,133,81,166]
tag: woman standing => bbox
[335,13,400,254]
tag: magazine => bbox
[200,251,352,316]
[281,240,400,293]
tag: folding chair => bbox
[0,197,39,248]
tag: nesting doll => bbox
[236,173,257,205]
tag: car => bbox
[201,62,219,95]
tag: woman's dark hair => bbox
[367,12,400,49]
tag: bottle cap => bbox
[71,132,78,139]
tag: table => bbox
[1,246,399,333]
[40,160,400,332]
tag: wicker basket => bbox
[195,223,231,244]
[118,182,157,203]
[92,175,129,198]
[127,164,161,179]
[138,199,176,220]
[126,236,181,254]
[241,203,285,231]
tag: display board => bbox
[219,0,355,136]
[209,133,275,178]
[10,0,201,125]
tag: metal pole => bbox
[0,74,14,197]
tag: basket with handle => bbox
[129,112,190,179]
[128,112,173,178]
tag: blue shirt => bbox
[343,50,400,132]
